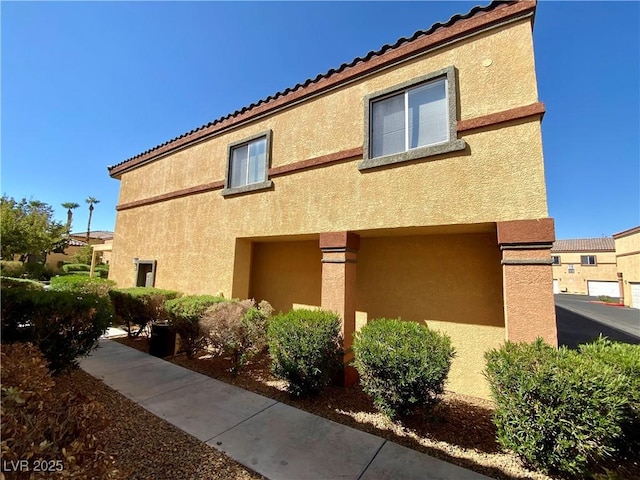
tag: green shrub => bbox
[95,264,110,278]
[62,263,91,273]
[267,309,342,397]
[1,288,113,373]
[0,260,25,278]
[23,261,53,280]
[50,275,116,297]
[353,318,455,418]
[579,337,640,456]
[485,339,628,476]
[165,295,225,358]
[109,287,181,337]
[1,343,119,478]
[202,299,273,373]
[0,276,44,290]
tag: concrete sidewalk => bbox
[80,339,493,480]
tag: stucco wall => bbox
[115,20,541,205]
[552,251,617,295]
[249,240,322,313]
[615,230,640,307]
[355,232,505,399]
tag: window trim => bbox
[580,255,597,266]
[552,255,561,265]
[567,264,575,274]
[221,130,273,197]
[359,66,466,171]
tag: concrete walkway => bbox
[80,339,493,480]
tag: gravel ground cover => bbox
[55,369,263,480]
[114,335,640,480]
[114,336,544,479]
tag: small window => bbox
[580,255,597,266]
[222,131,273,197]
[360,66,466,170]
[552,255,561,265]
[568,264,575,274]
[230,137,267,188]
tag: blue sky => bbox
[2,1,638,239]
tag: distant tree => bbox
[0,196,68,262]
[61,201,80,231]
[85,197,100,243]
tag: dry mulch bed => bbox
[115,335,543,480]
[56,368,262,480]
[115,335,640,480]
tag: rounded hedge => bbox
[267,309,342,397]
[353,318,455,418]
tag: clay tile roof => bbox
[108,0,532,177]
[551,238,615,253]
[70,230,114,240]
[68,238,88,247]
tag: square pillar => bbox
[319,231,360,386]
[497,219,558,346]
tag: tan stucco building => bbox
[107,1,557,398]
[551,238,618,297]
[613,226,640,308]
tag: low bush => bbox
[1,343,120,479]
[353,318,455,418]
[62,263,91,273]
[1,288,113,373]
[109,287,181,337]
[485,339,628,476]
[202,299,273,373]
[95,264,110,278]
[267,309,342,397]
[0,276,44,290]
[24,261,53,280]
[579,337,640,456]
[165,295,225,358]
[50,274,116,297]
[0,260,25,278]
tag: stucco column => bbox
[497,219,558,346]
[319,231,360,386]
[89,247,98,278]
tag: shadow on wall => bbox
[555,306,640,348]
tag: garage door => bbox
[631,283,640,309]
[587,281,619,298]
[553,279,559,294]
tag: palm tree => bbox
[85,197,100,243]
[61,202,80,231]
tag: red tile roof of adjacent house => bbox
[70,231,114,240]
[68,238,88,247]
[108,0,535,178]
[551,238,615,253]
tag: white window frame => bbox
[581,255,597,266]
[568,264,575,274]
[359,65,466,171]
[222,130,273,197]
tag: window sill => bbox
[221,180,273,197]
[358,138,467,171]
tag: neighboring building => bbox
[106,1,556,398]
[45,238,88,273]
[551,238,618,297]
[613,226,640,308]
[71,231,114,264]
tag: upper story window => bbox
[371,78,449,158]
[581,255,597,266]
[222,130,273,197]
[568,264,575,274]
[552,255,561,265]
[359,66,466,171]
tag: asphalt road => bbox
[555,294,640,348]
